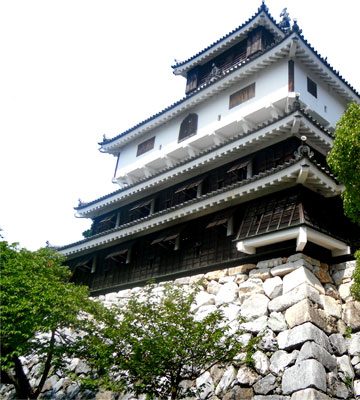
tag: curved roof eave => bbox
[59,155,342,257]
[99,27,359,153]
[171,3,285,76]
[78,108,334,216]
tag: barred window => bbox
[137,136,155,156]
[229,83,255,109]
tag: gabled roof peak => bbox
[171,3,284,74]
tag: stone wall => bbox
[2,253,360,399]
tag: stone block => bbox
[268,283,321,313]
[253,373,277,395]
[327,372,350,399]
[218,276,236,284]
[284,299,327,331]
[191,291,215,311]
[227,387,254,399]
[290,388,330,399]
[234,274,248,284]
[271,258,314,278]
[238,278,264,299]
[257,257,284,269]
[250,268,271,281]
[214,365,236,395]
[323,283,340,300]
[258,329,278,352]
[270,263,297,278]
[263,276,283,299]
[75,360,90,375]
[268,311,287,332]
[241,293,269,320]
[283,267,324,295]
[332,261,356,285]
[354,380,360,397]
[338,282,352,300]
[189,273,205,285]
[287,253,321,267]
[228,264,256,275]
[196,371,214,399]
[237,365,260,385]
[174,276,191,285]
[277,322,330,352]
[214,281,238,305]
[223,303,241,323]
[297,341,337,371]
[194,305,217,322]
[320,295,342,319]
[314,268,333,284]
[207,280,221,295]
[346,332,360,356]
[329,333,347,356]
[270,350,299,375]
[253,350,270,375]
[342,301,360,331]
[205,269,228,281]
[241,316,268,333]
[282,359,326,395]
[254,396,290,400]
[337,355,355,379]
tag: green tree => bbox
[0,242,106,399]
[78,283,247,400]
[327,101,360,300]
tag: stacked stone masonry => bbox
[2,253,360,399]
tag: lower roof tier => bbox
[60,152,342,258]
[68,186,360,294]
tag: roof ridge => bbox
[171,2,281,70]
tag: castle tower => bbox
[59,3,360,295]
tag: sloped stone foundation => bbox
[2,253,359,399]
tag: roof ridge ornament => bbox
[259,1,269,12]
[294,136,314,159]
[292,18,302,34]
[279,7,291,32]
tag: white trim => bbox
[61,159,342,257]
[236,226,351,257]
[79,112,334,218]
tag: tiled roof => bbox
[99,23,359,149]
[79,108,334,211]
[170,2,280,70]
[60,154,338,252]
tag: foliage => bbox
[327,102,360,225]
[78,283,247,400]
[82,221,94,239]
[0,241,107,399]
[351,250,360,301]
[327,102,360,301]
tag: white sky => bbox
[1,0,359,251]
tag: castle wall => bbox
[2,253,359,399]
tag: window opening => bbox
[178,113,198,142]
[137,136,155,156]
[229,83,255,109]
[307,77,317,98]
[129,199,154,221]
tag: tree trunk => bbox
[13,354,36,399]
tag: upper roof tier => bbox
[98,3,360,154]
[171,2,284,77]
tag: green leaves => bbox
[327,102,360,225]
[327,102,360,301]
[82,283,246,399]
[0,241,106,398]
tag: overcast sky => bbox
[1,0,359,251]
